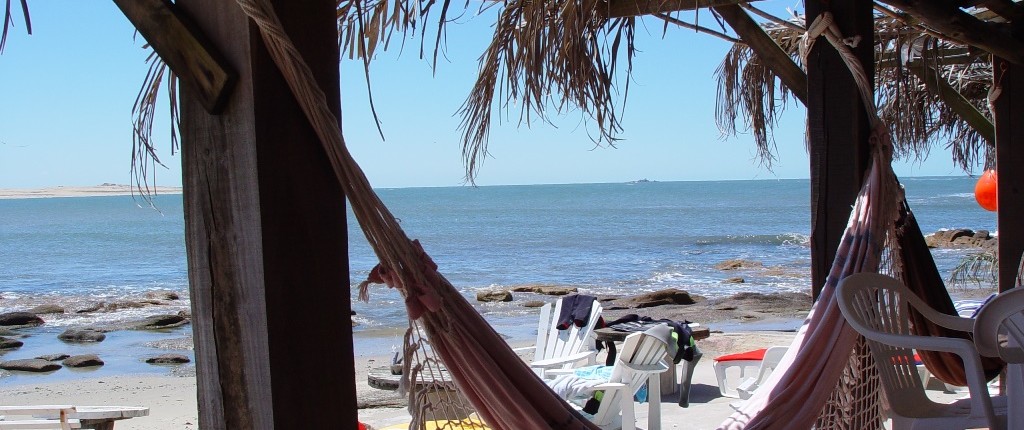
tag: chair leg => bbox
[648,374,662,430]
[621,391,635,430]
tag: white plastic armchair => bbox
[836,272,1006,430]
[735,346,788,400]
[570,328,670,430]
[973,287,1024,429]
[513,299,601,378]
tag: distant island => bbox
[0,184,183,199]
[626,179,656,184]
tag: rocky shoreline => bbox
[0,290,193,375]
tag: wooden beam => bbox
[176,0,356,428]
[908,64,995,143]
[603,0,761,19]
[979,0,1024,22]
[713,4,808,105]
[112,0,235,113]
[807,0,875,299]
[879,0,1024,65]
[993,56,1024,291]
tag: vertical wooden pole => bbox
[176,1,356,428]
[806,0,875,299]
[993,57,1024,292]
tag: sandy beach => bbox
[0,327,801,429]
[0,184,182,199]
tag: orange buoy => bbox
[974,169,998,211]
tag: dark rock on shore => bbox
[714,259,764,271]
[146,353,191,364]
[521,300,546,308]
[58,328,107,343]
[723,277,745,284]
[0,312,44,327]
[28,304,65,315]
[0,336,24,350]
[145,291,180,301]
[63,354,104,368]
[604,289,701,310]
[926,228,998,251]
[37,353,71,361]
[601,290,811,326]
[509,285,578,296]
[477,290,513,302]
[0,358,61,372]
[76,303,105,314]
[134,314,190,330]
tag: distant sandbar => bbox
[0,183,183,199]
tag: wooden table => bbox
[35,406,149,430]
[594,324,709,401]
[593,325,710,344]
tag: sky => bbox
[0,1,978,189]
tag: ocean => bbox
[0,176,999,378]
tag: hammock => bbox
[234,1,598,428]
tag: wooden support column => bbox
[806,0,875,299]
[993,57,1024,291]
[175,1,356,428]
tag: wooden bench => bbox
[0,405,81,429]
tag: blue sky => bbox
[0,1,975,189]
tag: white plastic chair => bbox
[973,287,1024,429]
[550,327,670,430]
[513,297,601,378]
[712,348,767,398]
[837,272,1006,430]
[735,346,788,400]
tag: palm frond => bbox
[458,0,636,182]
[1,0,31,53]
[715,11,994,171]
[948,251,998,291]
[130,49,179,205]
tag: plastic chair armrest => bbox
[512,346,534,354]
[621,362,670,374]
[530,350,598,369]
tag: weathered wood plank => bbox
[879,0,1024,65]
[807,0,875,299]
[979,0,1024,22]
[993,57,1024,291]
[713,4,807,105]
[603,0,761,19]
[908,64,995,144]
[112,0,235,113]
[176,0,356,429]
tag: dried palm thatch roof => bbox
[337,0,639,181]
[716,3,1001,173]
[4,0,1019,185]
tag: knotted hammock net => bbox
[232,1,1002,428]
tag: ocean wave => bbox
[693,233,809,247]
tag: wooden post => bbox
[175,1,356,428]
[993,57,1024,291]
[806,0,875,299]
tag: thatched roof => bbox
[6,0,1022,182]
[333,0,1023,179]
[715,3,1003,173]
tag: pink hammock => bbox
[235,0,599,428]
